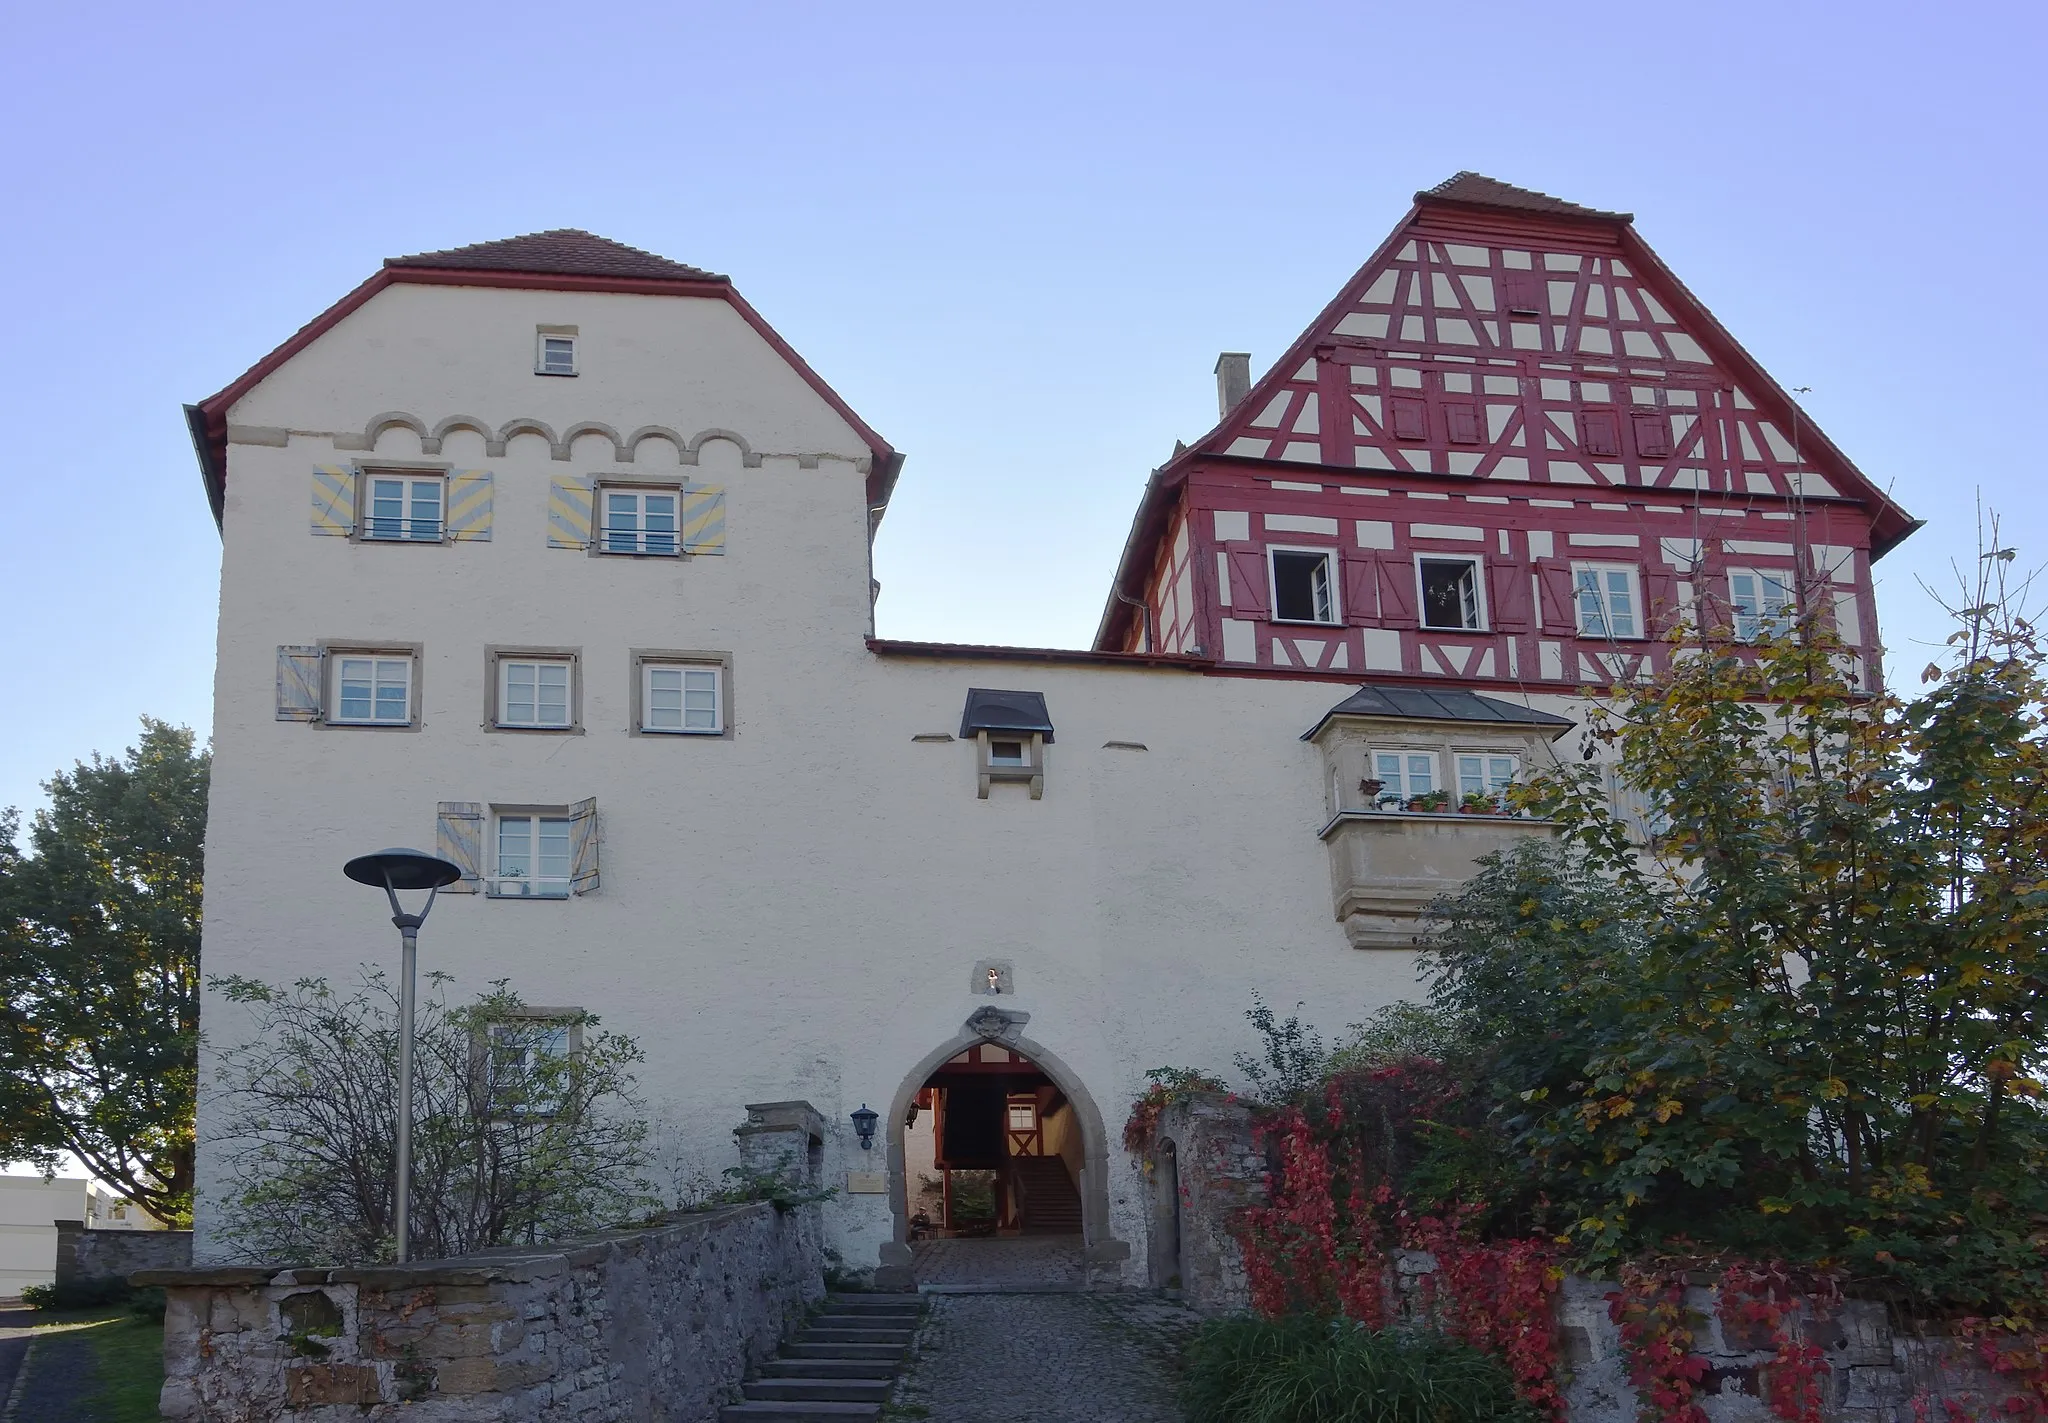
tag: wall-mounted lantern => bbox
[850,1103,879,1151]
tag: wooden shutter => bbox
[1501,271,1542,315]
[547,478,594,549]
[1580,410,1620,457]
[1226,548,1269,619]
[445,472,494,541]
[310,467,355,536]
[1486,559,1532,632]
[1389,396,1429,442]
[1341,553,1377,626]
[1535,561,1578,633]
[275,646,323,721]
[1374,554,1418,629]
[1632,412,1672,458]
[435,803,483,893]
[1643,568,1680,636]
[569,798,600,895]
[681,484,726,554]
[1444,402,1482,445]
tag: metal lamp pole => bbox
[344,848,462,1263]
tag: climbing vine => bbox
[1121,1066,1227,1159]
[1608,1265,1711,1423]
[1717,1261,1838,1423]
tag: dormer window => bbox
[960,688,1054,800]
[536,328,578,377]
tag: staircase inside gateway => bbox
[905,1043,1084,1240]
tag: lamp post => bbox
[343,847,461,1263]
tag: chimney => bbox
[1214,352,1251,419]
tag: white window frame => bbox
[1267,545,1340,625]
[536,331,578,377]
[491,810,575,899]
[1571,562,1643,640]
[1415,554,1487,632]
[1728,568,1796,642]
[360,471,446,543]
[496,657,575,730]
[1369,749,1443,809]
[638,659,726,735]
[599,485,682,557]
[329,652,415,726]
[1456,753,1519,808]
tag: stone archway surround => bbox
[874,1008,1131,1289]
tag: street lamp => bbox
[343,847,461,1263]
[850,1104,879,1151]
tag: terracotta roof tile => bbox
[385,229,725,282]
[1416,172,1631,223]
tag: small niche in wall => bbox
[971,960,1015,995]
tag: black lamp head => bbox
[344,848,463,892]
[850,1103,880,1149]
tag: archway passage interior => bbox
[903,1042,1083,1239]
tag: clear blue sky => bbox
[2,0,2041,817]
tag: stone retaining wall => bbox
[1144,1093,2021,1423]
[54,1219,191,1285]
[136,1201,823,1422]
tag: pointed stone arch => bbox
[875,1008,1128,1287]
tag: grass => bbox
[1182,1315,1534,1423]
[26,1308,164,1422]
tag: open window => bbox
[1417,556,1485,631]
[1269,548,1338,624]
[489,799,598,898]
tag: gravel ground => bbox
[893,1291,1198,1423]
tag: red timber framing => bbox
[1095,174,1919,694]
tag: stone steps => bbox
[718,1294,922,1423]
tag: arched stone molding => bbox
[623,425,686,465]
[364,411,430,454]
[686,427,764,469]
[877,1008,1128,1285]
[561,420,626,461]
[496,417,564,460]
[430,415,495,456]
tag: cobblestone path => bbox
[911,1234,1085,1288]
[893,1291,1197,1422]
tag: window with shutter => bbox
[435,802,483,893]
[681,484,726,554]
[1444,403,1482,445]
[1341,554,1377,626]
[445,471,494,542]
[1632,413,1672,458]
[1269,548,1338,624]
[1535,561,1579,633]
[1485,560,1532,632]
[1373,553,1419,629]
[1417,557,1485,631]
[1580,411,1621,457]
[310,467,357,537]
[361,472,445,542]
[275,646,323,721]
[493,812,575,898]
[602,488,680,556]
[1225,547,1270,619]
[1389,397,1429,442]
[569,798,599,895]
[547,478,594,549]
[1571,563,1642,638]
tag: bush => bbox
[20,1276,133,1311]
[1183,1316,1534,1423]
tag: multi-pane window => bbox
[363,475,443,542]
[537,334,577,376]
[498,659,572,729]
[1729,570,1795,641]
[1270,548,1337,624]
[1573,563,1641,639]
[495,814,572,898]
[332,656,411,725]
[485,1016,578,1118]
[1418,557,1484,631]
[1457,754,1518,806]
[602,489,679,556]
[1371,751,1439,805]
[642,663,722,734]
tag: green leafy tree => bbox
[1425,539,2048,1311]
[0,719,206,1224]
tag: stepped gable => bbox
[385,229,726,282]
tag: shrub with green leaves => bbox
[1184,1316,1534,1423]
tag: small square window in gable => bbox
[536,327,578,377]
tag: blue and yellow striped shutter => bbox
[445,472,494,541]
[682,484,726,554]
[310,466,356,536]
[275,646,323,721]
[548,478,593,549]
[435,802,483,893]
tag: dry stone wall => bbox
[136,1201,822,1422]
[54,1220,192,1284]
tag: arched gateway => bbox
[874,1008,1128,1288]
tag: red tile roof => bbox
[385,229,726,283]
[1416,172,1632,223]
